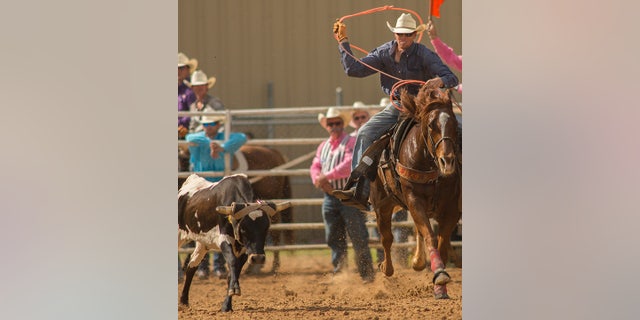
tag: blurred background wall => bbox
[178,0,461,243]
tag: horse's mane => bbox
[400,87,452,123]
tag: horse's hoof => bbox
[434,284,449,299]
[433,269,451,286]
[411,259,427,271]
[378,262,394,277]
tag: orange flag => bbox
[431,0,445,18]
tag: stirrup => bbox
[340,197,369,211]
[332,187,355,200]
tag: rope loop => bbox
[336,5,425,51]
[334,6,427,112]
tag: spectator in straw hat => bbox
[332,13,458,210]
[185,115,247,280]
[187,70,226,133]
[348,101,372,137]
[310,107,375,284]
[178,52,198,139]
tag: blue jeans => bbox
[197,252,226,272]
[352,103,400,171]
[372,210,410,263]
[322,194,374,279]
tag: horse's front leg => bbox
[436,204,462,267]
[411,225,427,271]
[408,199,451,299]
[375,208,395,277]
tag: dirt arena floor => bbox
[178,250,462,320]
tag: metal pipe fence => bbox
[178,105,462,253]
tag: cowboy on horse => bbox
[331,13,459,209]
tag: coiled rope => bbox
[334,5,428,111]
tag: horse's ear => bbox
[400,88,416,114]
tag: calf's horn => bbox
[216,204,235,215]
[274,201,291,211]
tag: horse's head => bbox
[401,86,459,176]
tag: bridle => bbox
[421,105,458,168]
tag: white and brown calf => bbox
[178,173,290,312]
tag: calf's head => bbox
[217,201,291,265]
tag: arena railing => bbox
[178,105,462,253]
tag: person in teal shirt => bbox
[184,115,247,279]
[185,115,247,183]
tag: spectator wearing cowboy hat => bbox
[348,101,372,137]
[178,52,198,139]
[187,70,226,133]
[185,115,246,182]
[184,115,247,280]
[310,107,375,284]
[332,13,458,210]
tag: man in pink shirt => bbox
[427,21,462,93]
[310,107,374,283]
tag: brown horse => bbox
[370,86,461,299]
[178,144,294,273]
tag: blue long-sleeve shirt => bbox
[185,130,247,182]
[338,40,458,97]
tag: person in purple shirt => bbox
[178,52,197,139]
[331,13,458,210]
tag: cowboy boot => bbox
[333,177,370,211]
[332,168,362,200]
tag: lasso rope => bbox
[334,5,428,112]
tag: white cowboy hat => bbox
[348,101,372,128]
[188,70,217,89]
[386,13,426,34]
[178,52,198,71]
[200,115,225,125]
[318,107,349,128]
